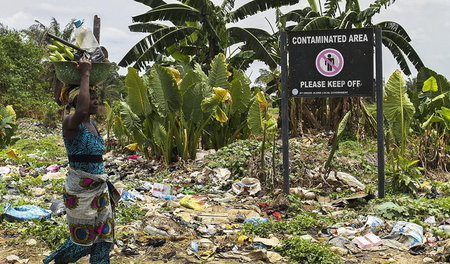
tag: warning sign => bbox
[288,28,374,97]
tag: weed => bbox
[0,135,65,168]
[116,203,146,224]
[275,236,343,264]
[435,181,450,195]
[243,212,332,238]
[205,139,260,179]
[366,196,450,221]
[21,217,69,250]
[243,221,286,238]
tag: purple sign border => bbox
[315,48,344,77]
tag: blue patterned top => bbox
[63,121,105,175]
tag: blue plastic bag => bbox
[3,203,52,221]
[121,191,136,202]
[243,217,270,225]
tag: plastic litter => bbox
[191,241,199,252]
[253,236,281,247]
[232,177,261,196]
[179,195,205,210]
[383,221,424,247]
[121,191,136,202]
[259,203,283,221]
[126,155,139,161]
[352,233,382,249]
[329,171,366,190]
[0,166,11,175]
[3,203,52,221]
[49,199,66,216]
[364,216,384,231]
[46,164,60,173]
[152,183,175,198]
[144,225,169,236]
[438,225,450,232]
[73,19,99,52]
[289,187,316,200]
[147,238,166,247]
[157,194,177,200]
[243,217,270,225]
[332,193,374,208]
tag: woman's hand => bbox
[77,56,92,76]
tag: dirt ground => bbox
[0,235,432,264]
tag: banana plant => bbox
[384,69,415,156]
[247,91,278,172]
[414,67,450,170]
[384,69,422,194]
[120,0,302,71]
[202,54,253,150]
[112,53,254,163]
[416,67,450,126]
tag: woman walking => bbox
[44,57,119,264]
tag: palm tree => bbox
[24,18,75,48]
[119,0,301,71]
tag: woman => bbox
[44,57,119,264]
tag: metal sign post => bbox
[375,28,385,198]
[280,32,290,194]
[281,28,385,197]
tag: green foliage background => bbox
[0,32,53,117]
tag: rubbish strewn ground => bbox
[0,119,449,264]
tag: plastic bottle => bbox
[155,194,177,200]
[72,19,99,52]
[144,225,169,236]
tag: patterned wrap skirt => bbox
[64,168,119,246]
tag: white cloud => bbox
[0,11,34,30]
[102,27,132,42]
[34,3,86,15]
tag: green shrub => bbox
[22,218,69,250]
[0,104,18,149]
[205,139,259,179]
[276,236,343,264]
[0,32,53,118]
[43,101,62,128]
[243,212,332,238]
[116,203,146,224]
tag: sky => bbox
[1,0,450,80]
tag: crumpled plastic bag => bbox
[3,203,52,221]
[50,199,65,216]
[179,195,205,210]
[74,47,105,62]
[383,221,424,247]
[232,177,261,196]
[46,164,60,173]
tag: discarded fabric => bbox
[3,203,52,220]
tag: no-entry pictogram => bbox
[316,48,344,77]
